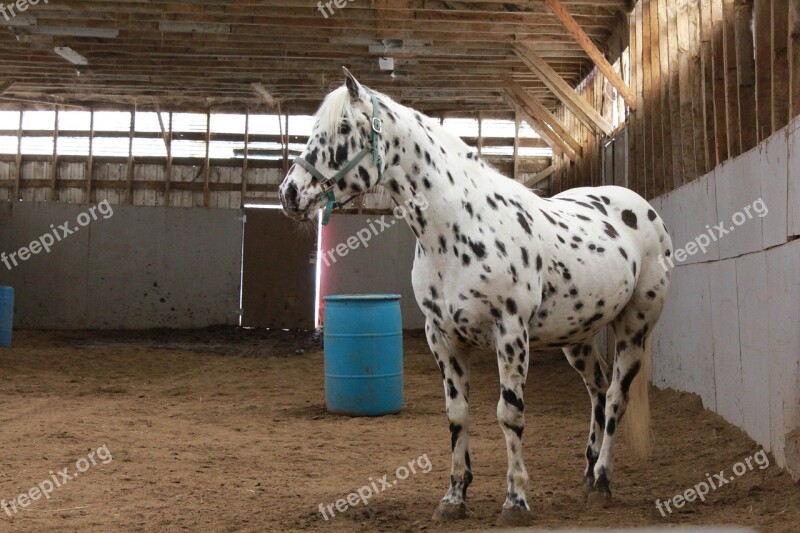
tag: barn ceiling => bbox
[0,0,629,115]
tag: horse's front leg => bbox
[495,319,533,526]
[426,320,473,521]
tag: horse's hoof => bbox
[497,505,533,527]
[586,488,612,507]
[582,475,595,495]
[432,502,466,521]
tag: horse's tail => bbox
[624,334,651,459]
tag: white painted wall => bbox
[0,203,243,329]
[650,116,800,480]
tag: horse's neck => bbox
[381,105,496,246]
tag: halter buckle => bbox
[372,117,383,134]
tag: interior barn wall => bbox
[320,214,425,330]
[649,115,800,481]
[0,203,243,329]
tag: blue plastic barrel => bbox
[324,294,403,416]
[0,286,13,347]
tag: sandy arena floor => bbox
[0,329,797,532]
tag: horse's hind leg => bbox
[426,320,473,521]
[588,266,668,505]
[562,340,609,492]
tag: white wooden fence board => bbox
[765,239,800,471]
[709,258,744,428]
[760,130,789,249]
[735,251,772,450]
[788,116,800,237]
[715,150,764,259]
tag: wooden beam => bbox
[126,105,135,204]
[772,0,790,132]
[49,107,59,201]
[204,109,211,207]
[155,106,173,205]
[723,0,741,157]
[735,0,758,152]
[86,108,94,203]
[514,42,615,136]
[241,111,249,207]
[755,0,773,141]
[503,94,577,161]
[504,77,583,154]
[0,79,14,96]
[543,0,637,108]
[711,0,730,166]
[513,112,520,182]
[13,106,21,202]
[791,0,800,118]
[525,164,555,188]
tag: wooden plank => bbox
[204,109,211,207]
[712,0,730,166]
[49,107,59,202]
[791,0,800,118]
[645,0,664,198]
[701,0,717,171]
[627,8,639,194]
[543,0,637,108]
[689,0,708,178]
[735,1,758,152]
[503,78,583,153]
[668,0,685,190]
[0,79,14,95]
[772,0,790,132]
[126,106,135,204]
[514,43,615,136]
[678,0,698,182]
[477,112,483,157]
[525,164,555,187]
[13,106,21,202]
[723,0,742,157]
[636,1,647,195]
[755,0,773,141]
[503,95,578,160]
[642,0,656,197]
[86,108,94,204]
[241,111,249,207]
[513,112,520,181]
[658,0,674,194]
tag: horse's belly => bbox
[528,254,635,349]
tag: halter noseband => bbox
[292,92,385,225]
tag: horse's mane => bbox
[316,84,474,156]
[315,86,355,135]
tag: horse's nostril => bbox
[284,183,299,210]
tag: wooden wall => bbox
[550,0,800,198]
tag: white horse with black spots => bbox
[280,69,672,525]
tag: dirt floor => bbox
[0,329,797,532]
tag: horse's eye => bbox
[339,123,351,135]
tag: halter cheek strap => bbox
[292,92,385,225]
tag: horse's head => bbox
[279,68,387,223]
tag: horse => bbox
[279,68,672,525]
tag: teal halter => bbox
[292,92,384,225]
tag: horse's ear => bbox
[343,66,365,101]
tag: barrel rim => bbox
[324,294,401,301]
